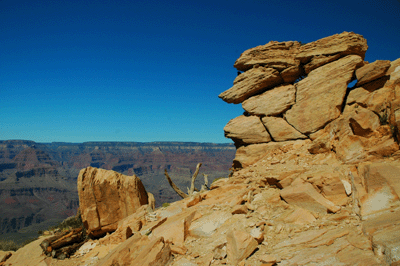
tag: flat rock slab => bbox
[262,116,307,141]
[280,180,340,213]
[234,41,301,71]
[356,60,391,86]
[295,31,368,64]
[226,229,258,265]
[224,115,271,146]
[219,66,282,104]
[242,84,296,116]
[285,55,363,134]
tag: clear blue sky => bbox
[1,0,400,143]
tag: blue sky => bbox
[1,0,400,143]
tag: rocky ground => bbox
[3,144,400,265]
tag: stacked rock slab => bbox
[77,167,149,237]
[219,31,400,167]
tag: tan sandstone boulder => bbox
[77,167,149,237]
[224,115,271,146]
[242,84,296,116]
[355,60,391,86]
[285,55,363,134]
[295,31,368,64]
[219,66,282,104]
[234,41,301,72]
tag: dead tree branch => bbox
[164,169,188,199]
[164,163,209,199]
[189,163,202,196]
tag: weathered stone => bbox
[242,84,296,116]
[249,227,263,243]
[234,41,301,71]
[362,209,400,264]
[387,58,400,76]
[226,229,258,265]
[262,116,307,141]
[307,172,349,206]
[296,31,368,64]
[280,65,303,83]
[335,135,366,163]
[151,210,196,245]
[171,257,197,266]
[259,254,278,264]
[348,106,380,137]
[219,67,282,104]
[98,235,172,266]
[355,60,391,86]
[283,207,316,224]
[286,55,363,134]
[346,76,390,105]
[77,167,148,237]
[189,211,232,237]
[232,142,287,169]
[186,194,202,208]
[170,244,188,255]
[231,204,248,215]
[280,180,340,213]
[346,231,372,251]
[213,243,227,260]
[359,162,400,217]
[362,85,395,114]
[275,228,329,248]
[224,115,271,146]
[304,54,341,74]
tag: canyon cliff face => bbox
[0,141,235,240]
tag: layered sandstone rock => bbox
[77,167,149,237]
[220,31,399,165]
[218,66,282,104]
[295,31,368,64]
[234,40,301,72]
[242,84,296,116]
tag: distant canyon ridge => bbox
[0,140,235,240]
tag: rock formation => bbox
[77,167,149,238]
[219,31,399,167]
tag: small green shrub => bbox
[162,202,170,208]
[50,214,83,232]
[379,111,389,125]
[0,239,21,251]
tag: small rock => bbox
[171,244,188,255]
[250,227,264,244]
[232,205,249,215]
[259,254,279,264]
[213,243,227,260]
